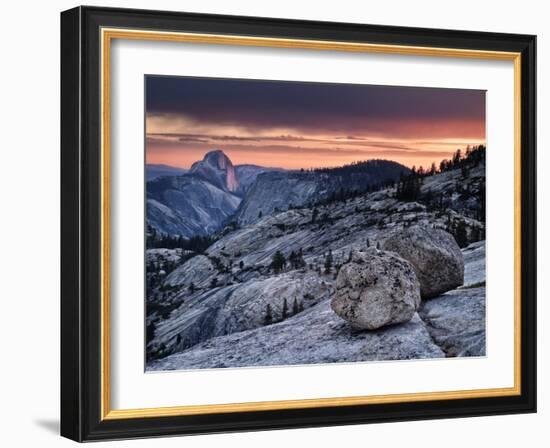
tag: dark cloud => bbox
[150,132,315,143]
[146,75,486,137]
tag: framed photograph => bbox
[60,6,536,442]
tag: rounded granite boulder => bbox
[331,248,421,330]
[380,225,464,298]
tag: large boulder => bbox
[381,226,464,298]
[331,248,421,330]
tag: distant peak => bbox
[199,150,232,169]
[205,149,225,156]
[190,150,238,192]
[204,149,228,159]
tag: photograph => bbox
[144,76,487,371]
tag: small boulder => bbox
[331,248,421,330]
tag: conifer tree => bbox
[289,250,297,269]
[271,250,286,273]
[282,298,288,320]
[292,298,299,315]
[454,220,468,248]
[264,304,273,325]
[311,207,319,223]
[297,248,305,268]
[324,250,333,274]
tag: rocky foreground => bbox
[147,236,485,371]
[148,267,484,372]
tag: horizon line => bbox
[146,144,486,172]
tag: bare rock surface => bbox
[164,255,216,290]
[331,249,421,330]
[418,287,486,357]
[146,176,241,237]
[462,241,486,286]
[381,226,464,298]
[149,270,333,358]
[147,299,444,371]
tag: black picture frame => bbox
[61,5,536,442]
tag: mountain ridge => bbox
[235,159,410,225]
[147,150,280,238]
[146,164,187,181]
[148,151,412,238]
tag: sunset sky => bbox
[145,76,486,170]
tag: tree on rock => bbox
[297,248,306,268]
[271,250,286,273]
[395,172,421,202]
[311,207,319,223]
[289,250,297,268]
[292,298,299,315]
[282,298,288,320]
[324,249,333,274]
[453,220,468,248]
[146,321,156,341]
[289,248,306,269]
[264,304,273,325]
